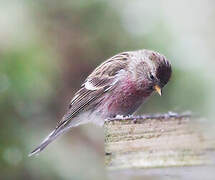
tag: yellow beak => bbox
[154,85,162,96]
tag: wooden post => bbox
[104,113,215,179]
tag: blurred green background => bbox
[1,0,215,179]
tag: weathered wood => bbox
[104,113,215,173]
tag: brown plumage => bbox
[29,49,172,156]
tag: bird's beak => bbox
[154,85,162,96]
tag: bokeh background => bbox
[1,0,215,179]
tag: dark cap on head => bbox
[156,60,172,87]
[149,52,172,88]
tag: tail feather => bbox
[29,121,70,157]
[29,115,87,157]
[29,130,56,157]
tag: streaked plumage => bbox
[29,49,171,156]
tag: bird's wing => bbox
[29,52,129,156]
[58,76,115,127]
[58,51,130,127]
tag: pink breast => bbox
[103,80,152,117]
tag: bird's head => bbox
[130,49,172,95]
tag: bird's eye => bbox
[149,74,155,80]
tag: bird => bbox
[29,49,172,156]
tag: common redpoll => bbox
[29,49,172,156]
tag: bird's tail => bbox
[29,120,71,157]
[29,113,91,157]
[29,130,56,157]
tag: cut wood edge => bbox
[104,113,215,170]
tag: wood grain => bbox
[104,113,215,171]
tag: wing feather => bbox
[56,52,130,127]
[29,52,130,156]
